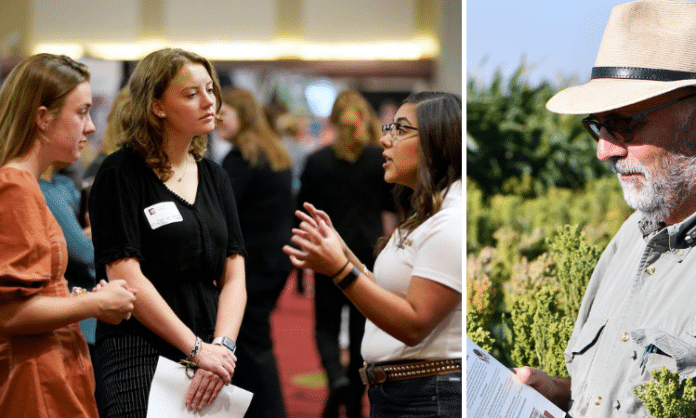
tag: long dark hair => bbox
[376,91,462,254]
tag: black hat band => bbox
[592,66,696,81]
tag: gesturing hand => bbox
[283,207,347,277]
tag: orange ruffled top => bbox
[0,167,98,418]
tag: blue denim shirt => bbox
[566,210,696,417]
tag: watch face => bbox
[221,337,236,353]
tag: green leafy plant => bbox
[634,367,696,417]
[467,63,611,199]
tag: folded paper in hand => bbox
[147,356,253,418]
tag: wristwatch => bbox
[212,336,236,354]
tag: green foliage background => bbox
[466,65,696,414]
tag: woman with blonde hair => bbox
[0,53,137,417]
[88,48,246,416]
[296,89,394,418]
[218,87,293,418]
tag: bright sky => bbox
[466,0,617,87]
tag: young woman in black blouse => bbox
[88,48,247,417]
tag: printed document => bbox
[467,338,566,418]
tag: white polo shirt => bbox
[361,180,462,363]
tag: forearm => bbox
[334,268,451,346]
[127,274,197,355]
[106,260,197,356]
[0,293,98,336]
[214,255,246,340]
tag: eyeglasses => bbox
[382,122,418,142]
[582,92,696,143]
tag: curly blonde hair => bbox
[121,48,221,181]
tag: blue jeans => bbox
[367,372,462,418]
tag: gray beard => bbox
[612,153,696,222]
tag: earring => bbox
[159,113,165,117]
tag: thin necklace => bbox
[177,156,188,182]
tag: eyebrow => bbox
[395,116,413,125]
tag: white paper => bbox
[147,356,253,418]
[466,338,566,418]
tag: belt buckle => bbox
[359,367,370,386]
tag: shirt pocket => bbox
[631,327,696,377]
[565,317,607,363]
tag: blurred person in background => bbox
[88,48,246,417]
[82,85,129,180]
[218,87,293,418]
[275,111,314,195]
[294,89,394,418]
[285,91,462,418]
[40,162,97,343]
[0,53,136,417]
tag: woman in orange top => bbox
[0,54,137,418]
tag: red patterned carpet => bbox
[271,271,369,418]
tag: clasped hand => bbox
[283,202,348,276]
[185,343,237,412]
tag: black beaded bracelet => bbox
[329,260,350,280]
[336,265,361,290]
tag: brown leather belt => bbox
[359,358,461,387]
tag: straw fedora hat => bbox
[547,0,696,115]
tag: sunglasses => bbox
[582,92,696,143]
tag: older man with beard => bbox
[514,1,696,417]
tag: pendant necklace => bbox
[177,157,188,182]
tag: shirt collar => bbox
[441,180,462,210]
[639,211,696,248]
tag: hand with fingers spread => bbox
[185,368,226,412]
[301,202,350,254]
[283,206,348,277]
[193,343,237,386]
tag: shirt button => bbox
[595,396,602,405]
[646,265,655,275]
[620,332,630,342]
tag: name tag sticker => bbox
[144,201,183,230]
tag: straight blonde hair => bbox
[0,54,90,166]
[220,88,291,171]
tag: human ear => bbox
[151,100,165,118]
[35,106,51,131]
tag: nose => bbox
[85,113,96,134]
[379,132,392,148]
[596,131,628,161]
[203,90,215,109]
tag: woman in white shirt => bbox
[284,91,462,417]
